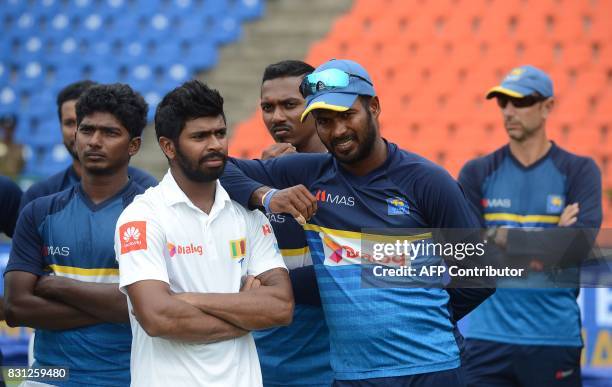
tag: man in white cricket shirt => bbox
[114,80,294,387]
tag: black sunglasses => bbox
[496,94,547,108]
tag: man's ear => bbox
[541,97,554,119]
[369,96,381,119]
[159,137,177,160]
[128,136,141,157]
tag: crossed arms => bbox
[126,268,293,343]
[4,272,128,329]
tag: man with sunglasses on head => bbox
[221,59,495,386]
[254,60,333,387]
[458,65,602,387]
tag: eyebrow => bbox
[79,124,122,132]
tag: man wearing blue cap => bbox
[458,65,602,387]
[221,59,495,386]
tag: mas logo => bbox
[43,245,70,257]
[482,198,512,208]
[547,195,565,214]
[120,221,147,254]
[386,197,410,215]
[229,238,246,260]
[315,190,355,207]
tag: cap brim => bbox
[300,93,358,122]
[486,86,527,99]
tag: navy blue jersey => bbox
[5,180,145,386]
[0,176,22,237]
[253,212,333,386]
[458,143,602,346]
[222,141,486,380]
[19,165,157,212]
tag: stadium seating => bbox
[230,0,612,227]
[0,0,265,178]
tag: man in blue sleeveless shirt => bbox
[19,80,156,211]
[4,83,150,386]
[253,60,333,387]
[221,59,495,386]
[459,65,602,387]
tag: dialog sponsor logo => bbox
[167,242,203,257]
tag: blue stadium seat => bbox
[0,86,18,115]
[108,14,139,39]
[142,13,171,39]
[176,17,206,41]
[210,15,242,44]
[13,11,37,37]
[46,13,72,40]
[79,13,107,38]
[185,41,218,71]
[17,61,45,90]
[52,66,83,88]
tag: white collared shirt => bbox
[114,170,286,387]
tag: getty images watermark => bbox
[343,228,612,289]
[371,237,524,279]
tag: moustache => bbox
[271,124,292,133]
[331,135,356,147]
[199,152,227,165]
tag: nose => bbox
[207,133,223,152]
[330,120,349,139]
[87,129,103,148]
[271,106,286,124]
[502,101,517,120]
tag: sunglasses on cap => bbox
[496,94,547,108]
[299,68,373,98]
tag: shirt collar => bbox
[160,169,231,213]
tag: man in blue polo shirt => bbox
[253,60,333,387]
[4,83,150,386]
[458,65,602,387]
[19,80,156,211]
[221,59,495,386]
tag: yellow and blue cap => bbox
[300,59,376,122]
[486,65,554,99]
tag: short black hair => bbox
[75,83,148,138]
[56,80,98,122]
[262,60,314,83]
[359,95,373,110]
[155,80,225,141]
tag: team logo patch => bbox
[262,224,272,236]
[547,195,564,213]
[120,221,147,254]
[386,197,410,215]
[229,238,246,260]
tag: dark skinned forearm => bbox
[36,277,129,324]
[4,271,100,330]
[177,268,294,330]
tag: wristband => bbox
[262,189,278,213]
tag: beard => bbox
[65,140,79,160]
[326,110,377,164]
[175,146,227,183]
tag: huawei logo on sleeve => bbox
[119,221,147,254]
